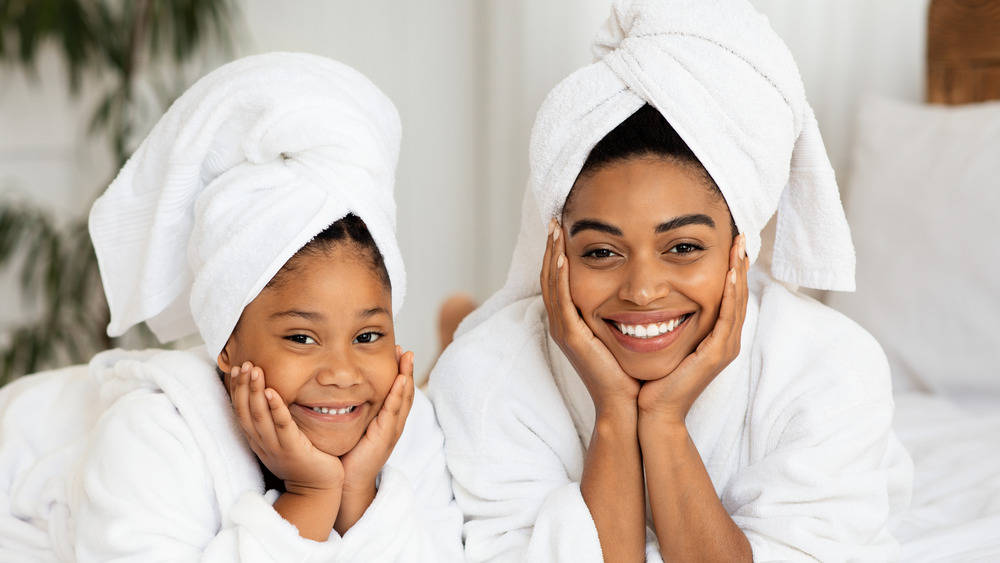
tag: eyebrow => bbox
[655,214,716,233]
[270,307,390,321]
[569,213,716,238]
[270,310,326,322]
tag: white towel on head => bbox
[89,52,404,357]
[460,0,854,336]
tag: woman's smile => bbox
[562,156,735,380]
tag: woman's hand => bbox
[229,362,344,493]
[334,346,415,534]
[637,234,749,426]
[540,219,640,415]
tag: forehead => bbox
[252,245,392,316]
[566,157,729,221]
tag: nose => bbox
[617,254,670,306]
[315,345,363,387]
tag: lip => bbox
[293,402,367,424]
[604,312,692,354]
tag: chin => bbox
[615,352,686,381]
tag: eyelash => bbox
[285,334,316,345]
[583,248,619,259]
[582,243,704,259]
[354,331,383,344]
[668,243,704,254]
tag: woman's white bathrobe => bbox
[0,348,463,562]
[429,268,912,562]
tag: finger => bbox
[230,362,256,437]
[265,387,300,449]
[395,353,415,435]
[395,344,402,364]
[248,366,280,447]
[540,219,556,309]
[551,223,577,331]
[398,349,414,378]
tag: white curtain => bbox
[0,0,933,377]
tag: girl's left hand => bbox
[637,234,749,426]
[333,346,414,533]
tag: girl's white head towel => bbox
[89,53,404,357]
[461,0,854,335]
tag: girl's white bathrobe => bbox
[0,347,463,562]
[429,268,912,562]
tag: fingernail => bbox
[548,219,555,235]
[250,370,259,381]
[241,361,251,373]
[552,225,560,241]
[557,254,565,268]
[730,268,737,284]
[739,235,746,259]
[264,389,273,400]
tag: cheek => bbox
[683,259,729,322]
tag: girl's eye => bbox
[286,334,317,345]
[668,243,703,254]
[354,331,382,344]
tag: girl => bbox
[0,53,463,561]
[429,1,911,561]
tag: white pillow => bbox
[826,96,1000,398]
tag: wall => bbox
[0,0,931,379]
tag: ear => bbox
[217,338,236,373]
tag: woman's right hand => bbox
[540,219,640,415]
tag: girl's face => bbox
[218,244,397,457]
[562,156,735,381]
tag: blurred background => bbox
[0,0,930,383]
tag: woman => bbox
[429,1,912,561]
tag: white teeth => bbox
[616,315,687,339]
[312,406,355,415]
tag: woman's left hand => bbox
[637,234,749,425]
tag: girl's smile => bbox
[218,243,398,457]
[562,156,735,380]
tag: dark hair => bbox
[267,213,391,291]
[569,104,737,237]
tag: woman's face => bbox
[218,244,398,457]
[562,156,735,381]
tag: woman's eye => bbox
[354,331,382,344]
[669,243,703,254]
[286,334,316,345]
[584,248,619,259]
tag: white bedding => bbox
[891,393,1000,562]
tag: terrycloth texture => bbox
[89,53,404,357]
[0,349,463,562]
[460,0,853,335]
[430,269,912,562]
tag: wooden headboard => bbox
[927,0,1000,104]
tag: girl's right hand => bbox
[540,219,640,415]
[229,361,345,495]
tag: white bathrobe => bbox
[429,268,912,562]
[0,348,464,562]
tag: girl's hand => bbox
[541,219,640,415]
[229,362,345,494]
[637,234,749,426]
[334,346,415,534]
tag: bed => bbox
[824,0,1000,559]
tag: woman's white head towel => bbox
[461,0,855,334]
[89,53,404,358]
